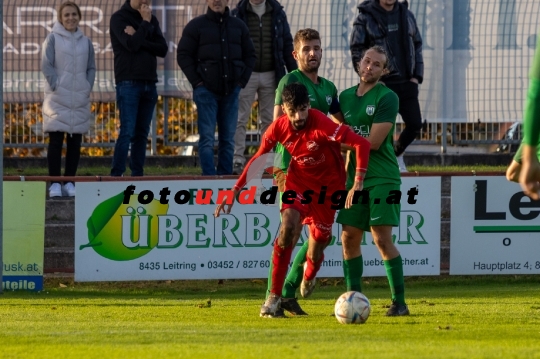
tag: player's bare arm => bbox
[273,105,284,121]
[330,112,345,125]
[519,145,540,200]
[214,188,240,217]
[215,128,276,217]
[342,122,393,151]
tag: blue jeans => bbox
[111,81,157,176]
[193,85,241,175]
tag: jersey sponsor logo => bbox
[328,123,342,141]
[308,94,316,102]
[370,216,381,221]
[366,105,375,116]
[344,110,351,118]
[265,135,273,144]
[284,141,294,148]
[306,140,319,151]
[352,125,370,137]
[296,154,325,166]
[326,95,332,105]
[314,222,332,234]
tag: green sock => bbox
[282,241,309,298]
[384,255,406,305]
[343,255,363,292]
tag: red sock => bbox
[270,240,293,295]
[304,253,324,281]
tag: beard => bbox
[301,59,320,73]
[292,118,307,130]
[360,71,379,84]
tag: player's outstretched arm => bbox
[215,126,278,217]
[345,173,365,209]
[214,188,240,217]
[339,129,370,208]
[519,145,540,200]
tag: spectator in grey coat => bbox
[42,1,96,197]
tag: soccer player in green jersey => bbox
[506,34,540,200]
[266,28,344,317]
[337,45,410,316]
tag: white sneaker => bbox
[260,293,282,318]
[62,182,76,197]
[397,155,408,173]
[49,183,62,198]
[300,262,317,298]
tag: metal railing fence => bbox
[2,97,522,156]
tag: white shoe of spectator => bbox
[62,182,76,197]
[397,155,408,173]
[49,183,62,198]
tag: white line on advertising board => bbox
[450,177,540,275]
[75,178,440,281]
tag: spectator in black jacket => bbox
[230,0,296,174]
[109,0,168,177]
[177,0,256,176]
[350,0,424,172]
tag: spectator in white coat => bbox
[42,1,96,197]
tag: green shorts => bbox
[513,142,540,164]
[336,183,400,232]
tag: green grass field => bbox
[2,276,540,359]
[3,164,508,177]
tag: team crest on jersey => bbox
[326,95,332,105]
[366,105,375,116]
[306,141,319,151]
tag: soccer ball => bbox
[334,291,371,324]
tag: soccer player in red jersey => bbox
[215,82,371,317]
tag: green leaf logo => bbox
[81,192,168,261]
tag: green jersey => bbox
[274,69,339,171]
[339,83,401,188]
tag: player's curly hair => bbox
[294,28,321,50]
[281,83,309,109]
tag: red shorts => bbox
[280,191,335,242]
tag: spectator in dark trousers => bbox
[230,0,296,174]
[109,0,167,176]
[177,0,256,176]
[350,0,424,172]
[42,1,96,197]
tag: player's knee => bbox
[373,236,392,253]
[279,223,298,247]
[341,233,355,251]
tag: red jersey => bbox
[234,109,370,196]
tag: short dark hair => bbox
[282,83,310,109]
[358,45,390,71]
[58,1,82,23]
[293,28,321,50]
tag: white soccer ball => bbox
[334,291,371,324]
